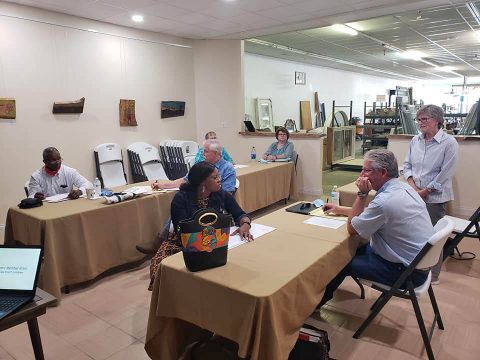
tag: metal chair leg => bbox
[353,291,392,339]
[352,277,365,299]
[428,285,444,330]
[408,281,435,360]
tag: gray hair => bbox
[204,139,222,154]
[43,147,59,161]
[364,149,399,178]
[416,104,444,129]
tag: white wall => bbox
[244,53,408,129]
[0,3,197,228]
[193,40,246,161]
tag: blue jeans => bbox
[320,244,428,307]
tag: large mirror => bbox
[256,98,274,131]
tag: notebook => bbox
[0,245,43,320]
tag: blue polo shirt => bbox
[184,158,236,193]
[351,178,434,266]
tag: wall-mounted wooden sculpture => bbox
[52,97,85,114]
[119,99,137,126]
[0,98,16,119]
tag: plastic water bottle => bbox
[330,185,340,206]
[251,146,256,160]
[94,177,102,197]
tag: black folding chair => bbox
[443,206,480,261]
[353,217,455,360]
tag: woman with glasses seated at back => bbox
[262,126,294,161]
[149,161,253,290]
[403,104,458,285]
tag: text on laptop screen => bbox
[0,248,41,290]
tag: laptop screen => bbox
[0,247,42,291]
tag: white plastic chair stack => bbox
[127,142,168,183]
[94,143,127,188]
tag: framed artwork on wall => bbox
[161,101,185,118]
[0,98,16,119]
[295,71,306,85]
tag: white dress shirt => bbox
[28,165,92,198]
[403,129,458,204]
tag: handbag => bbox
[179,208,232,272]
[18,198,43,209]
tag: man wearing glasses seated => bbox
[317,149,434,309]
[152,139,236,193]
[28,147,92,200]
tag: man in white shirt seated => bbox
[28,147,92,200]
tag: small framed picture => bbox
[295,71,306,85]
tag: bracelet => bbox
[357,191,368,198]
[241,220,251,228]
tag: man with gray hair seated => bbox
[152,139,236,192]
[317,149,434,308]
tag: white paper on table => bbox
[228,223,276,249]
[123,186,152,195]
[233,164,249,169]
[163,188,180,192]
[44,193,70,203]
[303,216,346,229]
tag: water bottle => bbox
[330,185,340,206]
[94,177,102,197]
[250,146,256,160]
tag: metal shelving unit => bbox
[361,102,400,153]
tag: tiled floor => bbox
[1,211,479,359]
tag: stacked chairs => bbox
[159,140,198,179]
[94,143,127,188]
[127,142,168,183]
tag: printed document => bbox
[228,223,276,250]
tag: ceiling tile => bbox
[230,0,286,12]
[65,2,126,21]
[99,0,156,11]
[134,2,189,18]
[157,0,218,12]
[172,12,217,25]
[199,2,252,18]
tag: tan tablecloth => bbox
[235,161,295,213]
[145,204,359,360]
[4,182,175,300]
[338,181,374,207]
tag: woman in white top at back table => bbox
[262,126,294,161]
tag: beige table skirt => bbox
[4,184,175,300]
[145,204,359,360]
[235,162,295,213]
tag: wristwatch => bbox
[357,191,368,198]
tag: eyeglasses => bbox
[361,167,375,174]
[416,117,432,122]
[277,133,287,136]
[45,158,62,164]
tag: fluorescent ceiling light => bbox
[331,24,358,36]
[466,2,480,25]
[434,66,456,72]
[87,29,98,33]
[131,15,144,23]
[399,50,426,60]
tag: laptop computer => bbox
[0,245,43,320]
[244,120,256,132]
